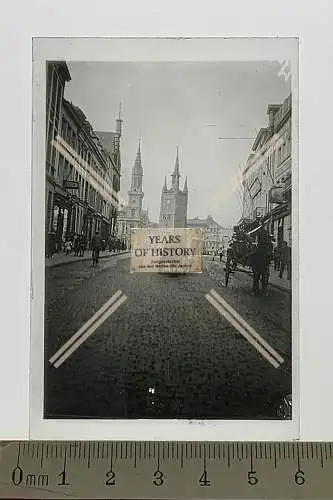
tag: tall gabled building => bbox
[45,60,122,252]
[240,93,292,246]
[159,148,188,228]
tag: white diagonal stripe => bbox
[206,293,281,369]
[49,290,123,365]
[210,288,284,365]
[53,294,127,369]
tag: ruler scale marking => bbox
[5,441,333,498]
[87,442,91,468]
[296,445,300,471]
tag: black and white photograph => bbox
[31,38,298,436]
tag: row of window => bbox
[49,126,119,203]
[61,117,95,167]
[56,153,113,218]
[46,66,63,143]
[246,120,292,189]
[61,129,120,199]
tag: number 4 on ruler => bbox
[199,470,211,487]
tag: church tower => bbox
[128,140,144,220]
[112,102,123,171]
[159,147,188,228]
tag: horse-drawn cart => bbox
[224,232,255,286]
[224,226,273,291]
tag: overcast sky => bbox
[65,61,290,226]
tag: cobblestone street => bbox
[45,253,291,420]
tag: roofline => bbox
[267,104,281,113]
[62,99,116,169]
[252,127,267,151]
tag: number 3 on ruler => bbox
[153,470,164,486]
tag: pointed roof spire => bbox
[183,176,188,193]
[133,139,143,174]
[173,146,180,177]
[162,175,167,191]
[171,146,181,190]
[116,101,123,137]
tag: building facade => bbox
[240,93,292,246]
[116,141,150,248]
[159,148,188,228]
[45,62,71,247]
[45,62,122,251]
[187,216,233,254]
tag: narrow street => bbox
[44,253,291,420]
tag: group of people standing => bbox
[46,230,127,262]
[64,233,87,257]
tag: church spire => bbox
[116,101,122,137]
[162,175,167,191]
[130,140,143,192]
[183,176,188,193]
[112,102,123,169]
[133,139,143,173]
[171,146,180,190]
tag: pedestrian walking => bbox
[79,234,86,257]
[273,244,281,271]
[250,229,273,296]
[91,230,102,266]
[279,241,291,280]
[46,231,56,259]
[64,239,72,256]
[73,234,80,256]
[219,250,223,262]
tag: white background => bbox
[0,0,332,440]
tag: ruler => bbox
[0,441,332,499]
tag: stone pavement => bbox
[208,256,291,293]
[45,252,291,419]
[45,250,129,268]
